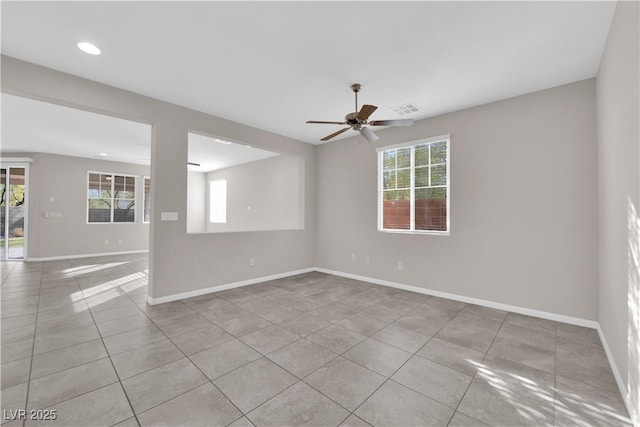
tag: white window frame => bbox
[143,176,151,224]
[87,171,138,224]
[209,178,227,224]
[377,134,450,235]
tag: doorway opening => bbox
[1,165,28,260]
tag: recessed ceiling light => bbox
[77,42,101,55]
[98,152,108,156]
[214,138,232,145]
[245,145,251,148]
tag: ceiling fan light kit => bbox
[306,83,415,143]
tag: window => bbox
[87,172,136,223]
[143,177,151,223]
[209,179,227,223]
[377,135,450,234]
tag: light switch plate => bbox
[160,212,179,221]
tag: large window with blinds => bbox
[377,135,450,234]
[87,172,136,223]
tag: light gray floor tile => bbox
[170,324,234,355]
[112,417,140,427]
[139,301,195,322]
[307,325,366,354]
[435,323,497,353]
[307,305,356,323]
[214,358,297,413]
[343,338,412,377]
[27,358,118,409]
[0,382,28,414]
[417,337,484,376]
[359,304,406,323]
[336,313,388,336]
[504,313,557,334]
[102,325,166,356]
[392,355,472,407]
[30,339,108,380]
[556,348,619,393]
[35,312,94,335]
[2,339,33,364]
[338,414,372,427]
[355,380,454,427]
[90,304,142,324]
[122,357,208,413]
[33,324,100,355]
[457,379,554,426]
[1,357,31,389]
[155,313,212,337]
[459,304,507,322]
[448,412,488,426]
[247,381,349,427]
[278,314,330,337]
[219,314,271,337]
[372,323,431,353]
[110,339,183,379]
[1,324,35,346]
[305,357,386,411]
[255,305,301,323]
[495,322,556,352]
[201,304,250,324]
[488,336,556,374]
[137,383,241,427]
[477,354,555,403]
[227,416,254,427]
[554,375,632,426]
[96,312,154,337]
[240,325,299,354]
[25,383,133,427]
[267,338,337,378]
[190,339,261,380]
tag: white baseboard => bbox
[26,249,149,262]
[315,267,598,329]
[597,325,636,425]
[147,267,315,305]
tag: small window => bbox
[209,179,227,223]
[377,135,450,234]
[87,172,136,223]
[143,177,151,223]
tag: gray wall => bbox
[596,1,640,423]
[205,154,304,233]
[1,152,150,259]
[1,56,316,299]
[186,171,206,233]
[316,79,598,320]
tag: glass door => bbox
[1,166,26,260]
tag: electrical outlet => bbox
[351,253,356,261]
[365,257,370,265]
[249,258,255,266]
[104,240,109,245]
[397,261,404,270]
[118,240,122,245]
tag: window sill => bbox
[378,229,449,236]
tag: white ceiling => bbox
[1,94,152,165]
[188,133,279,173]
[1,2,615,145]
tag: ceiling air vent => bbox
[391,102,420,116]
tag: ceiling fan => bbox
[306,83,415,142]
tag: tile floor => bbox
[0,254,632,427]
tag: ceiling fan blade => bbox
[321,127,351,141]
[359,127,379,142]
[357,104,378,121]
[306,120,348,125]
[187,162,200,166]
[369,119,415,127]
